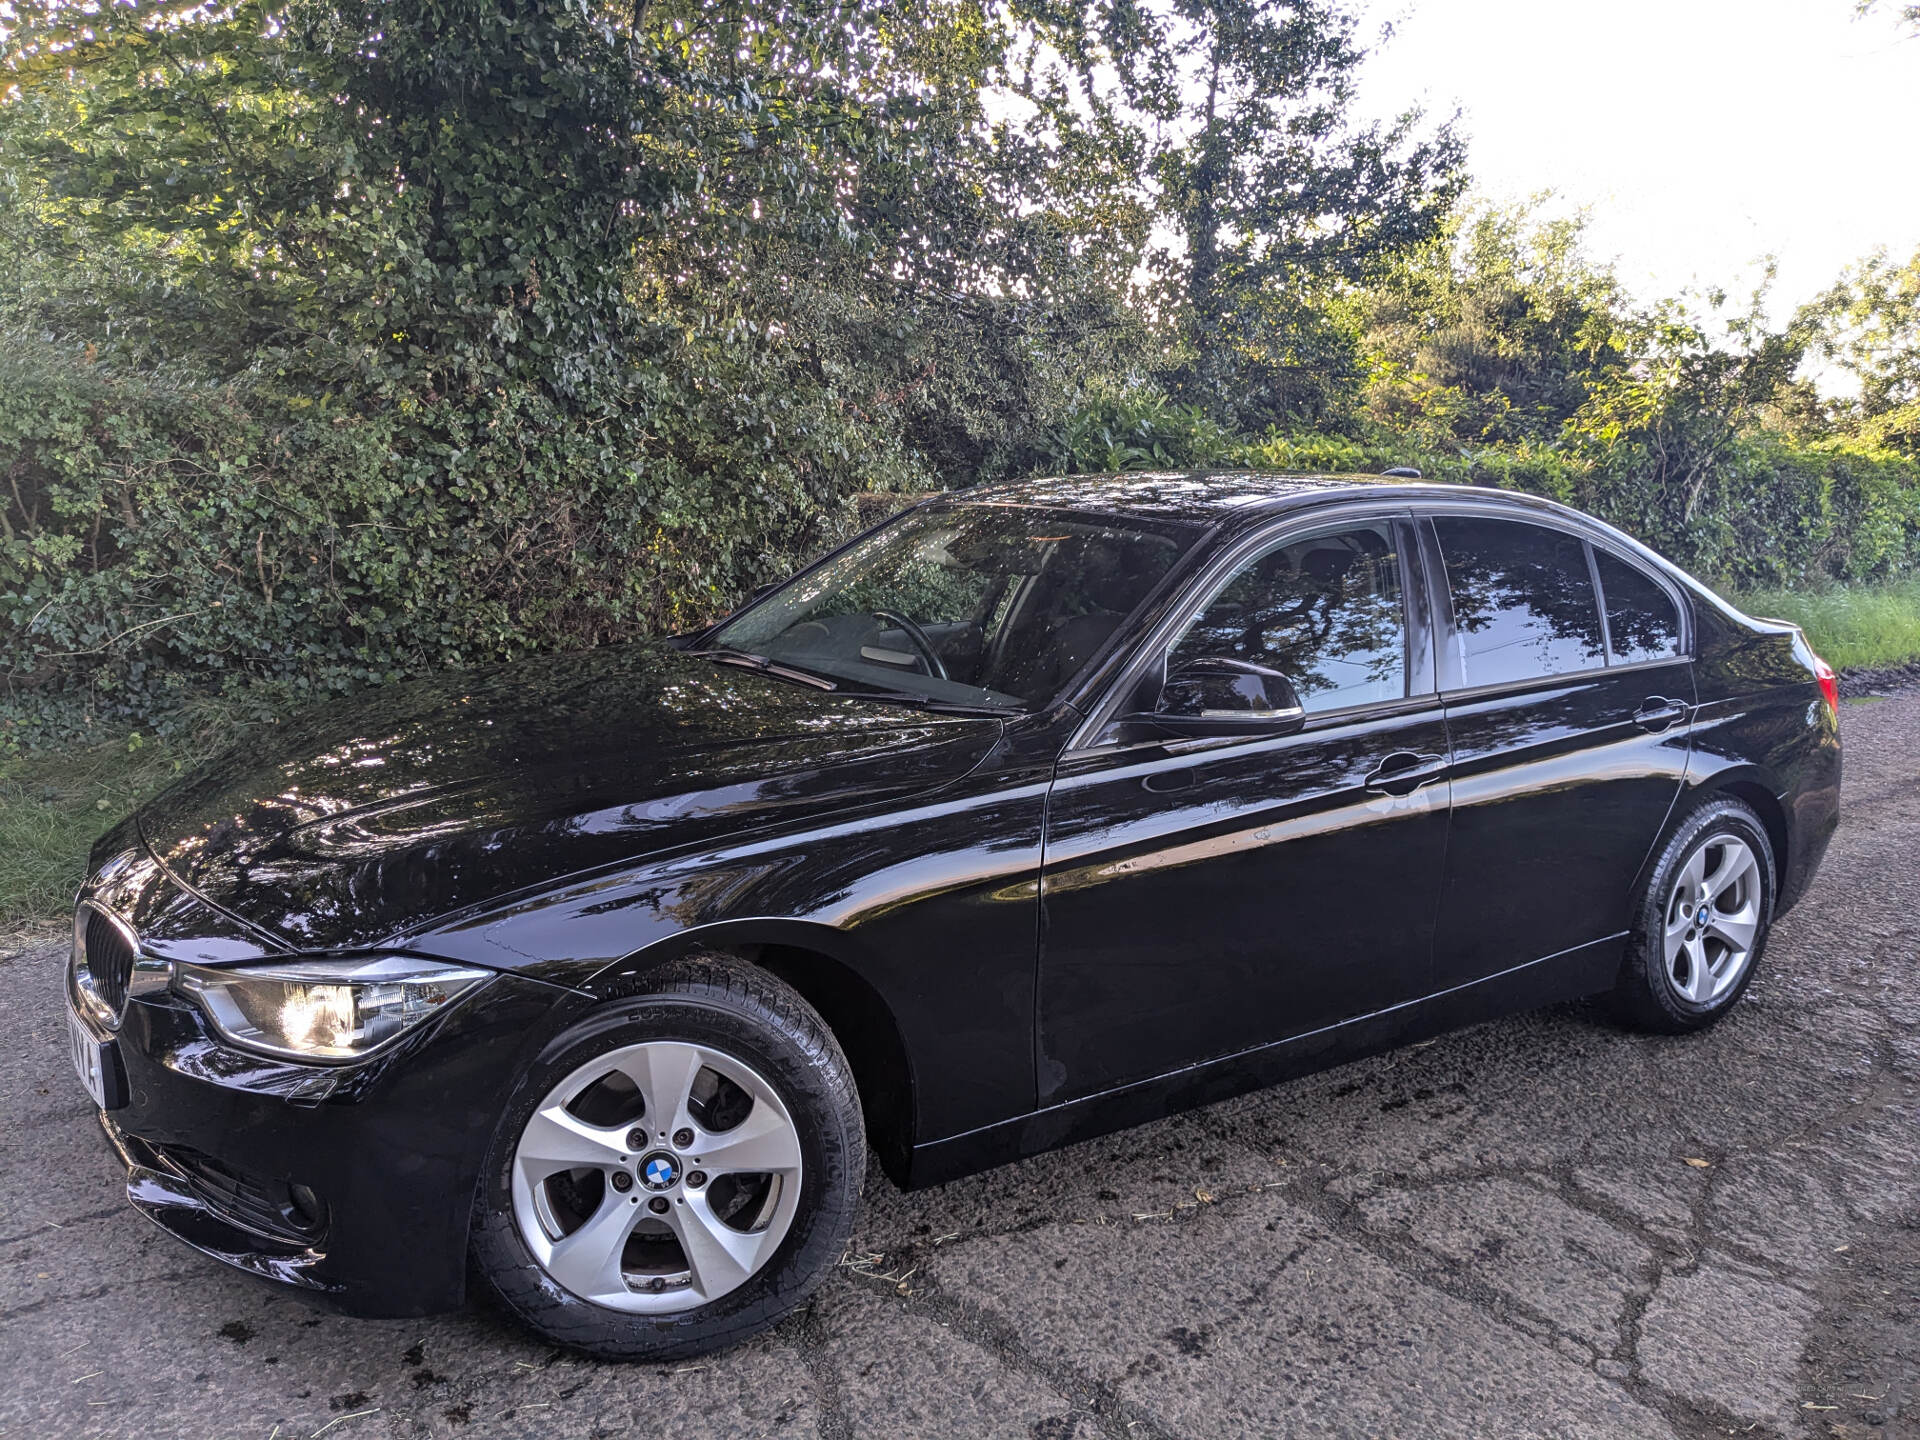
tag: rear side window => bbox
[1433,516,1606,687]
[1594,549,1683,663]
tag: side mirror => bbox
[1151,656,1304,733]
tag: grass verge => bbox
[1732,576,1920,673]
[0,733,201,941]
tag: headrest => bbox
[1300,547,1356,584]
[1073,540,1144,613]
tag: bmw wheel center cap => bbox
[640,1152,679,1191]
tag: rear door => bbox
[1422,510,1695,991]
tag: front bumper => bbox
[102,1113,338,1294]
[99,972,585,1317]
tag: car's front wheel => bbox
[470,953,864,1360]
[1612,795,1776,1033]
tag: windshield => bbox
[710,503,1204,709]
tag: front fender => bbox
[401,774,1051,1146]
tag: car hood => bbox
[134,641,1002,953]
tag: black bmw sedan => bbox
[64,472,1840,1359]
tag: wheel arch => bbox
[1685,769,1790,909]
[584,920,919,1187]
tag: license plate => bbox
[68,1007,126,1110]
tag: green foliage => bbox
[1020,0,1465,431]
[1239,417,1920,594]
[1280,207,1920,591]
[0,325,931,739]
[1356,200,1629,444]
[1034,387,1243,474]
[0,0,1150,738]
[1804,247,1920,454]
[1554,283,1812,573]
[1247,428,1586,502]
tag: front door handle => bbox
[1142,766,1194,793]
[1633,697,1690,733]
[1364,751,1448,797]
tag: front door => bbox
[1421,512,1695,990]
[1037,514,1452,1106]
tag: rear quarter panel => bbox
[1682,601,1841,915]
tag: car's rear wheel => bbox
[1611,796,1776,1033]
[471,953,864,1360]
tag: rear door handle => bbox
[1364,751,1449,797]
[1633,697,1691,733]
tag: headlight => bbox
[173,956,492,1062]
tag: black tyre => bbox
[1611,796,1776,1034]
[470,952,864,1360]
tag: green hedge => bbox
[0,333,904,742]
[1250,430,1920,589]
[1050,403,1920,591]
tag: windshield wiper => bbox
[832,690,1016,717]
[687,647,840,691]
[691,648,1013,714]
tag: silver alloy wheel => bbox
[510,1040,804,1315]
[1662,832,1763,1006]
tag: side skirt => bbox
[900,933,1626,1190]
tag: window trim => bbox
[1583,540,1615,661]
[1432,652,1697,710]
[1589,537,1690,670]
[1419,506,1691,696]
[1067,503,1430,755]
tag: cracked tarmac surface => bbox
[3,692,1917,1440]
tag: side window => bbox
[1433,516,1606,687]
[1594,549,1683,663]
[1168,521,1407,714]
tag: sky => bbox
[1351,0,1920,319]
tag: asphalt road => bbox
[4,691,1917,1440]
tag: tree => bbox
[1564,276,1813,571]
[1021,0,1464,430]
[2,0,368,370]
[639,0,1156,486]
[1805,247,1920,453]
[1356,201,1630,446]
[0,0,1163,729]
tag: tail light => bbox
[1812,655,1838,715]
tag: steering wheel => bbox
[870,610,949,681]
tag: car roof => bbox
[943,470,1697,582]
[956,470,1373,524]
[951,470,1574,531]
